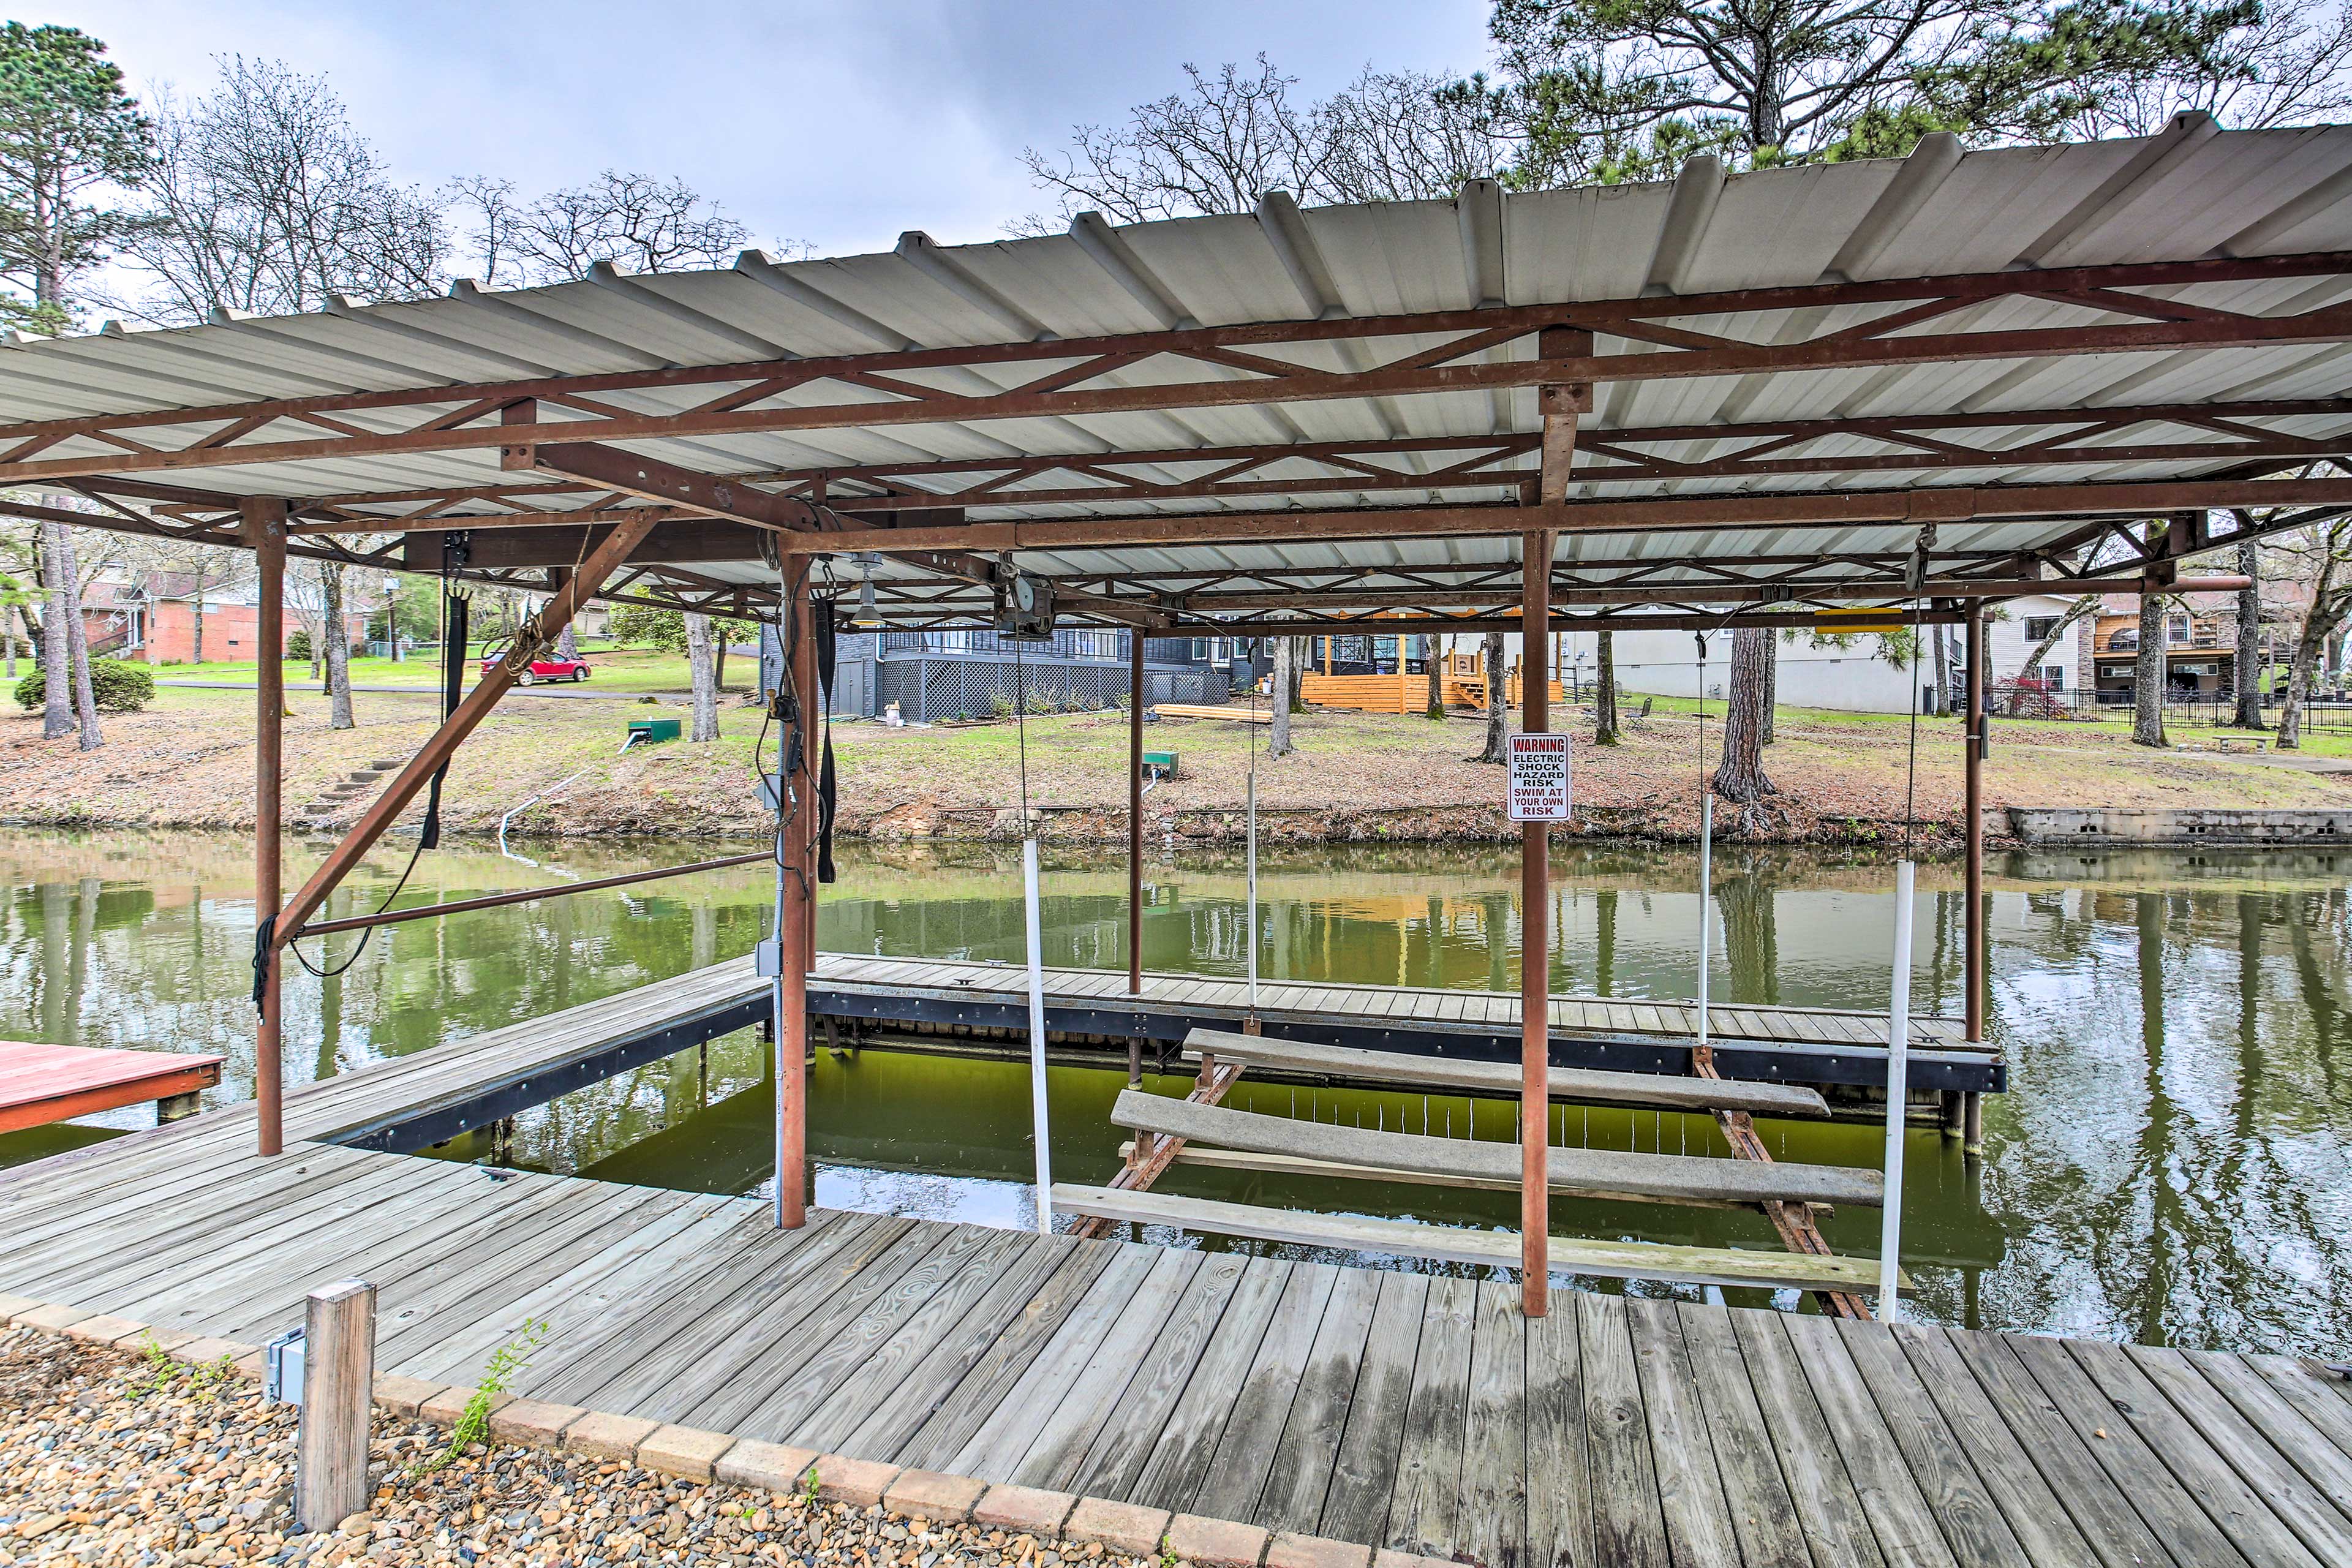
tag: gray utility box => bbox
[263,1326,305,1406]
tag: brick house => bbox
[77,573,367,665]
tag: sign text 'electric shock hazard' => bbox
[1506,733,1572,822]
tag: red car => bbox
[480,654,592,685]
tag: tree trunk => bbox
[2234,537,2265,728]
[2016,593,2099,688]
[322,565,355,730]
[1268,635,1295,758]
[714,636,728,693]
[192,583,206,663]
[1423,633,1443,718]
[1593,630,1619,745]
[556,620,578,661]
[49,526,101,751]
[1928,624,1950,717]
[2133,589,2167,748]
[3,602,17,678]
[1712,628,1776,804]
[1288,638,1309,712]
[1760,630,1779,742]
[686,612,718,741]
[1477,630,1509,764]
[39,524,73,739]
[2277,633,2316,750]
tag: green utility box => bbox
[1142,751,1178,781]
[628,717,683,745]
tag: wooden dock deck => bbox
[6,1099,2348,1567]
[0,974,2333,1567]
[0,1040,223,1134]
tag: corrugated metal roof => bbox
[6,119,2350,618]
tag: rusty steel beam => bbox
[244,496,288,1158]
[777,473,2352,554]
[4,251,2350,486]
[533,442,838,532]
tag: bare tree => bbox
[2271,516,2352,750]
[2015,593,2101,684]
[2233,527,2266,728]
[39,520,99,748]
[1267,635,1296,758]
[1015,55,1511,232]
[1476,631,1510,763]
[318,561,353,728]
[2133,571,2169,748]
[685,611,718,742]
[449,170,751,286]
[108,57,445,324]
[1592,629,1619,744]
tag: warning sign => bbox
[1507,733,1572,822]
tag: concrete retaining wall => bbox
[2004,806,2352,846]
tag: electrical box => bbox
[1142,752,1178,781]
[263,1327,304,1406]
[993,573,1055,641]
[759,620,786,702]
[627,717,682,744]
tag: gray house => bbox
[827,629,1234,722]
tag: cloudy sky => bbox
[50,1,1497,256]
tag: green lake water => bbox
[1,828,2345,1357]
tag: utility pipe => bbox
[1880,859,1916,1322]
[1022,835,1054,1234]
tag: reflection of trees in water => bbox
[1709,854,1778,1006]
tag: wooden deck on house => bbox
[0,1040,223,1134]
[5,1080,2347,1568]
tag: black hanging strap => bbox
[419,534,470,850]
[815,598,839,883]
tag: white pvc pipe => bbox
[1246,774,1259,1012]
[1879,859,1915,1321]
[1022,836,1054,1234]
[1694,796,1713,1054]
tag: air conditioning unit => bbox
[995,572,1055,641]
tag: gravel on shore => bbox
[0,1327,1154,1568]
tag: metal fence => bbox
[1991,680,2352,733]
[876,659,1229,722]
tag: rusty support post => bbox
[776,559,815,1227]
[1963,605,1988,1153]
[1127,631,1145,1082]
[1520,524,1554,1317]
[243,496,287,1157]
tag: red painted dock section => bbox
[0,1041,224,1134]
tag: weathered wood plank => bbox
[1828,1317,2032,1568]
[1001,1248,1205,1490]
[1524,1286,1594,1568]
[1728,1305,1886,1568]
[1253,1266,1382,1535]
[1126,1257,1294,1512]
[1672,1304,1811,1568]
[829,1234,1087,1463]
[1182,1029,1830,1117]
[1454,1281,1529,1568]
[1316,1270,1430,1547]
[1384,1275,1477,1559]
[1110,1090,1880,1207]
[2059,1338,2328,1568]
[1050,1183,1898,1295]
[1624,1297,1741,1568]
[1189,1262,1341,1525]
[1996,1330,2250,1568]
[1575,1292,1671,1568]
[2127,1346,2352,1561]
[1782,1313,1959,1568]
[1069,1252,1254,1501]
[1880,1322,2103,1568]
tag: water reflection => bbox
[0,829,2346,1354]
